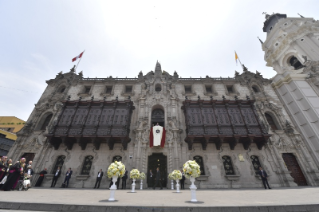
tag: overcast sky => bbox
[0,0,318,121]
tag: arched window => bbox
[250,155,262,175]
[288,56,303,70]
[252,85,260,93]
[222,156,235,175]
[40,114,53,130]
[112,155,122,162]
[81,155,94,175]
[52,155,66,174]
[265,113,279,130]
[193,156,205,175]
[155,84,162,92]
[151,109,164,127]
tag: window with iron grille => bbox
[193,156,205,175]
[250,155,262,175]
[113,155,122,162]
[52,155,66,174]
[222,156,235,175]
[81,155,94,175]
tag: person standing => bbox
[0,156,8,182]
[153,167,163,190]
[180,170,185,190]
[94,169,103,189]
[63,168,73,188]
[148,169,153,188]
[35,168,47,187]
[258,167,271,189]
[116,175,120,189]
[51,167,61,187]
[121,170,128,189]
[26,165,34,186]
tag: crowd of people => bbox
[0,156,34,191]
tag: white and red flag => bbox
[72,51,84,62]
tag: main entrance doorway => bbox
[147,153,167,188]
[282,153,308,186]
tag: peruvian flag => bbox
[72,51,84,62]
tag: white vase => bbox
[176,179,180,193]
[140,179,143,190]
[131,178,136,192]
[189,176,197,202]
[108,176,118,201]
[171,179,174,190]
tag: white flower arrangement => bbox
[183,160,201,179]
[107,161,126,178]
[168,173,174,180]
[139,172,146,180]
[130,169,140,179]
[170,170,182,180]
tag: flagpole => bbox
[75,50,85,72]
[235,51,243,66]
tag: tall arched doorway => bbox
[147,153,167,188]
[282,153,308,186]
[151,109,164,127]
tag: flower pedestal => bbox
[171,180,174,190]
[140,180,143,190]
[176,179,180,193]
[131,179,136,192]
[108,176,118,201]
[189,177,197,202]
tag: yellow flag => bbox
[235,52,239,65]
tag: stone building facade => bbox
[7,13,319,189]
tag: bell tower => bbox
[262,13,319,73]
[261,13,319,167]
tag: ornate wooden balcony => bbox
[182,98,270,150]
[47,98,135,150]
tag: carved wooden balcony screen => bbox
[47,99,134,151]
[182,99,270,150]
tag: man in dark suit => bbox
[122,170,128,189]
[180,170,185,189]
[51,166,61,187]
[94,169,103,189]
[63,168,73,188]
[153,167,163,190]
[258,167,271,189]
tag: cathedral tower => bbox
[262,13,319,166]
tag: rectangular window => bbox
[125,86,132,93]
[84,86,91,94]
[226,85,234,93]
[105,86,112,94]
[205,85,212,93]
[185,86,192,94]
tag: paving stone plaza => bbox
[0,187,319,211]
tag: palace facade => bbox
[7,13,319,188]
